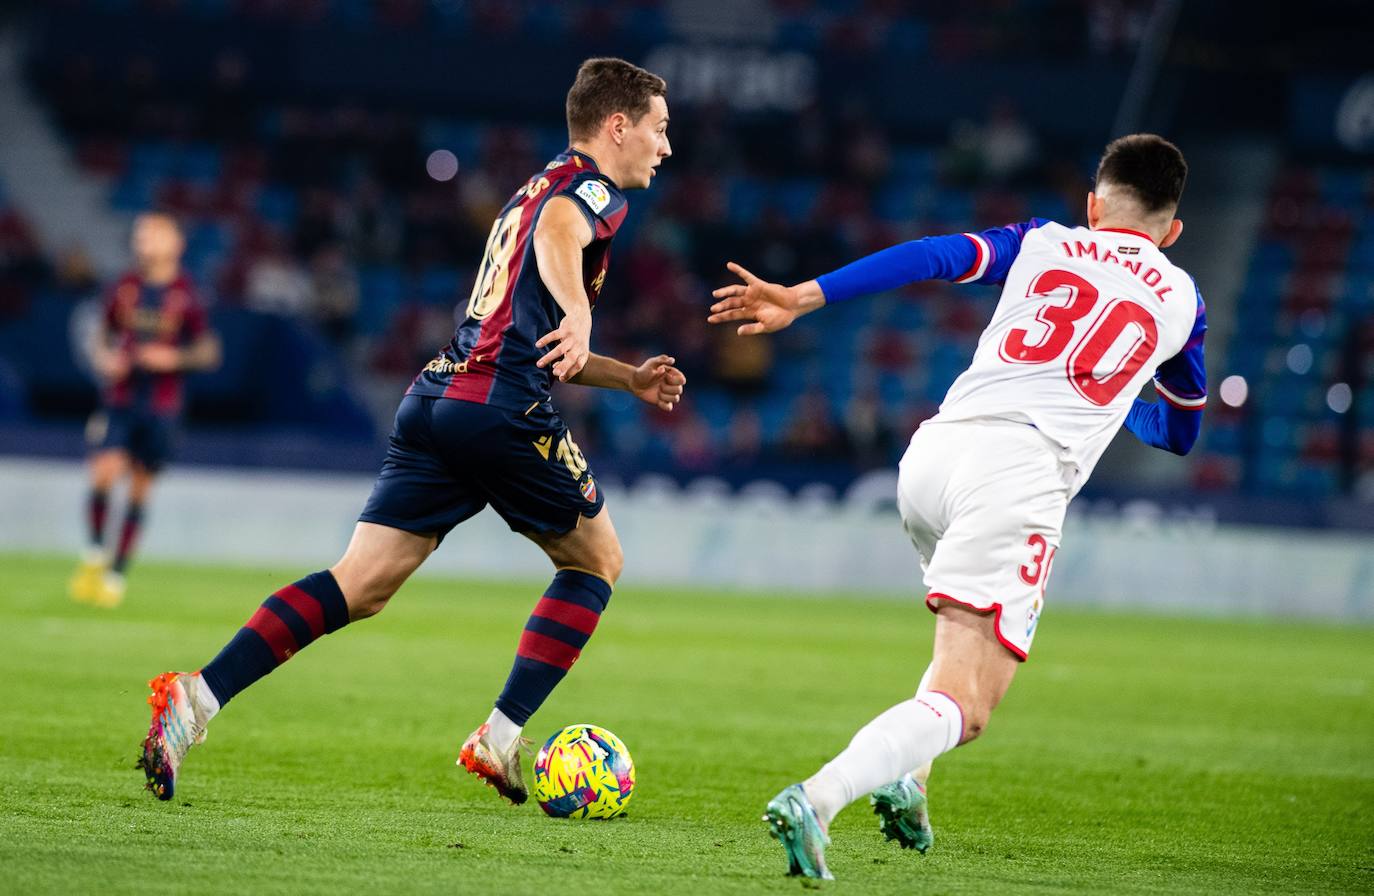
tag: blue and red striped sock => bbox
[88,489,109,548]
[494,569,612,725]
[198,570,350,707]
[111,503,143,573]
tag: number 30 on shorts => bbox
[1018,533,1056,590]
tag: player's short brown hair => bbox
[566,57,667,142]
[1095,134,1188,214]
[135,210,183,234]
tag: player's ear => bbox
[608,111,628,145]
[1085,191,1101,228]
[1160,218,1183,248]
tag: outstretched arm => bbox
[570,352,687,412]
[709,220,1045,335]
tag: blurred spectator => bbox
[944,99,1040,187]
[309,245,360,346]
[727,406,764,465]
[779,387,847,461]
[844,388,896,470]
[55,244,101,294]
[246,243,312,315]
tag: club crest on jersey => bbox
[575,180,611,214]
[580,476,598,503]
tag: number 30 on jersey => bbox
[998,269,1158,406]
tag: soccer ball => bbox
[532,724,635,819]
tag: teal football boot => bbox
[763,783,834,880]
[870,773,934,853]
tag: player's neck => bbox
[569,141,620,188]
[139,261,180,286]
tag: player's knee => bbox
[925,684,993,745]
[346,589,392,621]
[564,533,622,584]
[331,565,396,621]
[600,538,624,584]
[959,706,991,744]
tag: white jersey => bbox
[931,223,1203,491]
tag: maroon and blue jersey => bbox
[102,271,209,417]
[409,149,629,411]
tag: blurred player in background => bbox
[69,212,221,608]
[711,135,1206,879]
[136,58,685,804]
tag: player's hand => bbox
[134,344,183,373]
[708,263,822,335]
[629,354,686,412]
[93,349,131,381]
[536,310,593,382]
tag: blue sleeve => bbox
[1124,399,1202,455]
[1125,284,1207,456]
[1152,285,1207,410]
[816,218,1049,303]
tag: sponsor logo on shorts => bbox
[1027,597,1042,639]
[580,476,598,503]
[575,180,612,214]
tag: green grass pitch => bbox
[1,552,1371,894]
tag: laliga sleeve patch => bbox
[574,180,612,215]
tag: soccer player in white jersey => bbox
[708,135,1206,879]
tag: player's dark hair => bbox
[1095,134,1188,214]
[566,58,667,142]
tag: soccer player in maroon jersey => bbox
[137,59,683,804]
[70,212,221,608]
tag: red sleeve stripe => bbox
[1154,381,1206,409]
[954,233,991,283]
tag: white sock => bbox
[803,691,962,827]
[912,664,934,787]
[191,673,221,723]
[484,707,522,753]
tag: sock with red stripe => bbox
[198,570,350,708]
[88,488,109,549]
[111,502,143,574]
[493,569,612,733]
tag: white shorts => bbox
[897,418,1074,660]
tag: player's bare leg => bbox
[71,448,129,606]
[768,605,1018,878]
[459,508,624,804]
[329,521,438,621]
[139,523,433,800]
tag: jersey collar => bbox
[566,147,602,172]
[1096,227,1156,243]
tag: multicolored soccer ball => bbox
[532,724,635,819]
